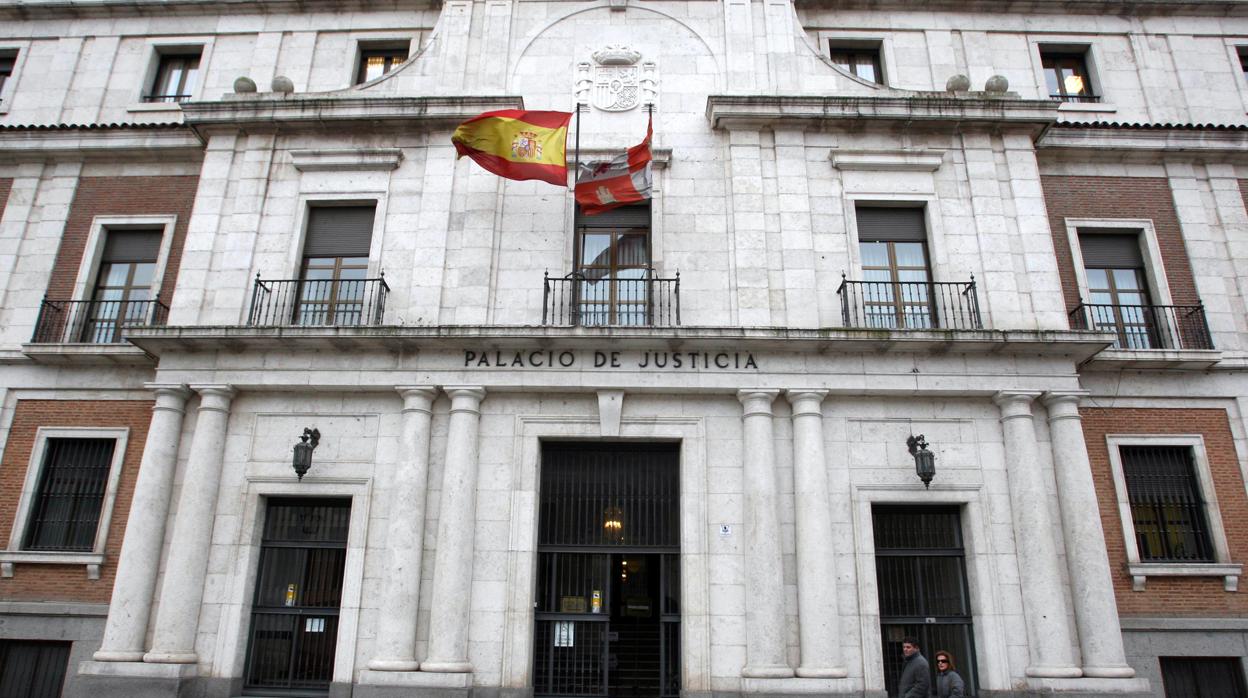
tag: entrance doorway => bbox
[244,498,350,693]
[533,442,680,698]
[874,505,978,696]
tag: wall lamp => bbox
[292,428,320,481]
[907,434,936,489]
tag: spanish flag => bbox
[451,110,573,186]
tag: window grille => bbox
[1121,446,1214,562]
[1160,657,1248,698]
[23,438,116,552]
[0,640,71,698]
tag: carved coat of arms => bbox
[590,46,641,112]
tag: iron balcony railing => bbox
[247,276,390,327]
[32,297,169,344]
[142,93,192,103]
[543,270,680,327]
[1050,93,1102,103]
[1069,302,1213,350]
[837,276,982,331]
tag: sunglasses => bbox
[937,659,949,664]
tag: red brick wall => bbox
[1081,407,1248,617]
[1041,176,1200,312]
[0,179,12,220]
[44,176,199,303]
[0,400,153,603]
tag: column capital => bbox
[190,384,236,413]
[146,383,191,413]
[785,389,827,416]
[993,390,1040,419]
[1042,391,1088,420]
[444,386,486,414]
[397,386,438,413]
[738,389,779,416]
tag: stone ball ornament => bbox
[271,75,295,93]
[946,74,971,92]
[233,76,257,93]
[985,74,1010,93]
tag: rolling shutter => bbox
[304,206,375,257]
[102,230,161,263]
[1078,231,1144,268]
[855,207,926,242]
[577,202,651,229]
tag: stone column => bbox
[1043,392,1135,678]
[993,391,1080,678]
[737,390,792,678]
[421,387,486,673]
[144,386,236,664]
[369,387,438,672]
[786,390,846,678]
[94,384,191,662]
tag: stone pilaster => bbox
[94,384,191,662]
[369,387,438,672]
[993,391,1080,678]
[786,390,846,678]
[1043,392,1135,678]
[421,387,486,673]
[737,389,792,678]
[144,385,236,664]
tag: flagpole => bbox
[573,102,583,191]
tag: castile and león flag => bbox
[451,107,654,216]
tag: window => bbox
[1239,47,1248,80]
[82,229,162,343]
[146,50,200,103]
[1078,231,1156,348]
[829,42,882,84]
[22,438,117,552]
[855,206,933,329]
[356,44,409,84]
[299,205,376,326]
[1105,435,1240,591]
[575,203,651,326]
[1042,49,1099,102]
[1160,657,1248,698]
[0,641,71,698]
[0,51,14,96]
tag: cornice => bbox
[705,94,1059,134]
[0,125,202,160]
[0,0,433,20]
[794,0,1248,17]
[1037,126,1248,153]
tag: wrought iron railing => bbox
[247,276,390,327]
[31,297,169,343]
[543,270,680,327]
[837,276,982,331]
[142,93,192,103]
[1069,302,1213,350]
[1049,93,1102,103]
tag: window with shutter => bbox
[1077,231,1157,348]
[298,205,376,326]
[855,206,933,329]
[85,229,162,343]
[575,203,651,326]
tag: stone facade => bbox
[0,0,1246,697]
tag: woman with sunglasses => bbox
[934,650,966,697]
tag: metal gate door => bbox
[244,498,350,693]
[874,505,978,697]
[534,443,680,698]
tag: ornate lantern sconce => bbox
[292,428,320,481]
[907,434,936,489]
[603,505,625,543]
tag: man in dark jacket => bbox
[897,636,930,698]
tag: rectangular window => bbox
[299,205,376,326]
[356,44,409,84]
[146,50,200,103]
[1078,231,1157,349]
[829,42,882,84]
[1042,50,1099,102]
[1120,445,1215,563]
[1160,657,1248,698]
[575,203,651,326]
[0,640,71,698]
[0,51,15,96]
[83,229,162,343]
[855,206,933,329]
[23,438,117,552]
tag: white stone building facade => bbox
[0,1,1246,697]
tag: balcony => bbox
[837,277,982,331]
[31,297,169,344]
[1069,303,1213,351]
[543,270,680,327]
[247,276,390,327]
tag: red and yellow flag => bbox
[575,115,653,216]
[451,109,573,186]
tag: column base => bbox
[141,650,197,664]
[358,669,471,688]
[79,660,198,680]
[1082,665,1137,678]
[420,660,474,673]
[740,676,864,695]
[367,658,421,672]
[1022,676,1151,695]
[741,664,795,678]
[1025,665,1083,678]
[92,649,146,662]
[794,666,848,678]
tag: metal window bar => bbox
[23,439,116,552]
[31,297,169,344]
[1160,657,1248,698]
[1069,303,1213,350]
[1120,446,1215,563]
[247,276,389,327]
[142,93,193,103]
[0,640,72,698]
[837,277,982,330]
[543,270,680,327]
[1048,93,1102,103]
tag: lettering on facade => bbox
[462,350,759,370]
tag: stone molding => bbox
[706,95,1059,132]
[290,148,403,172]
